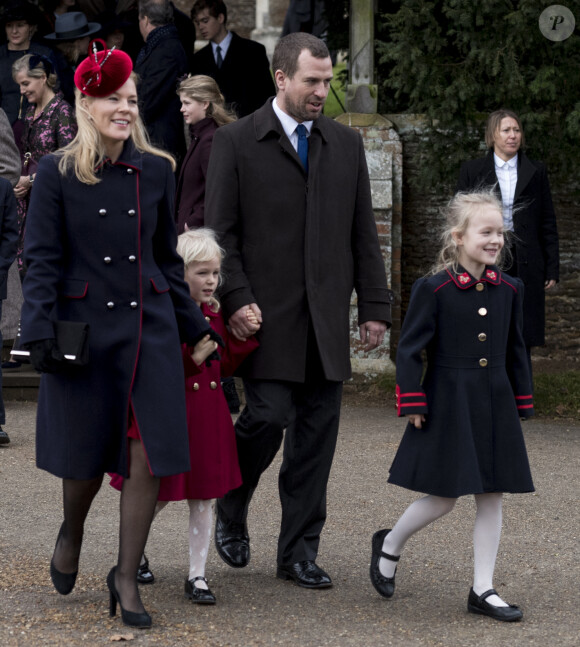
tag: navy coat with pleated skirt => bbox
[20,142,211,480]
[389,266,534,498]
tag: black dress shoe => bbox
[276,560,333,589]
[214,504,250,568]
[137,555,154,584]
[467,588,523,622]
[0,427,10,445]
[184,576,216,604]
[369,529,400,598]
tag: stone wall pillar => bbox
[336,113,403,378]
[252,0,288,58]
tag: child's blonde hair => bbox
[177,75,236,127]
[177,228,225,311]
[432,189,510,275]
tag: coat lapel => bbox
[514,152,537,201]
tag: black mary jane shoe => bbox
[369,529,400,598]
[107,567,152,628]
[467,588,523,622]
[50,523,78,595]
[276,560,333,589]
[184,576,217,605]
[137,555,154,584]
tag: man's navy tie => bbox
[296,124,309,173]
[216,45,223,69]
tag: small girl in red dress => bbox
[111,228,258,604]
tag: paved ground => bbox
[0,397,578,646]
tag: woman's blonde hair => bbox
[12,53,58,90]
[56,72,175,184]
[432,189,510,275]
[177,74,236,127]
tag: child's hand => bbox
[408,414,426,429]
[246,307,260,329]
[191,334,218,366]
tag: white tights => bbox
[379,493,507,607]
[150,499,213,589]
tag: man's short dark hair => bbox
[272,33,330,79]
[191,0,227,26]
[139,0,174,27]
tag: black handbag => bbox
[11,321,89,366]
[54,321,90,366]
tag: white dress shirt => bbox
[212,30,233,64]
[494,152,518,231]
[272,97,312,152]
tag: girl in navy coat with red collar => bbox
[370,191,534,622]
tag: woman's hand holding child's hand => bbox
[408,414,426,429]
[192,334,218,366]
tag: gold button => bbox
[205,316,211,322]
[210,381,217,390]
[478,307,487,316]
[479,358,488,367]
[476,283,484,291]
[478,333,487,342]
[193,383,199,391]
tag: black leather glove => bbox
[26,339,64,373]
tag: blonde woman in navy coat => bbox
[370,191,534,622]
[19,43,212,628]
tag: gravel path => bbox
[1,398,578,646]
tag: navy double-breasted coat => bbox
[390,267,534,498]
[20,142,211,480]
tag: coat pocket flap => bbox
[150,274,170,294]
[62,279,88,299]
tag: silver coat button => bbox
[478,307,488,316]
[128,255,136,262]
[479,358,488,367]
[128,209,136,216]
[104,256,112,264]
[130,301,138,309]
[107,301,115,309]
[127,168,133,174]
[99,208,107,215]
[478,332,487,342]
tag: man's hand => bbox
[359,320,387,351]
[229,303,262,340]
[545,279,556,290]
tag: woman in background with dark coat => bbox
[457,109,559,373]
[19,43,213,628]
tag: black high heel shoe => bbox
[50,523,78,595]
[107,567,152,628]
[369,529,400,598]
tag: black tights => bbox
[52,439,160,614]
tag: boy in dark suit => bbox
[190,0,274,117]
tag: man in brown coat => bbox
[205,33,393,588]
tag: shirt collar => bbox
[272,97,313,140]
[212,30,232,55]
[494,152,518,169]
